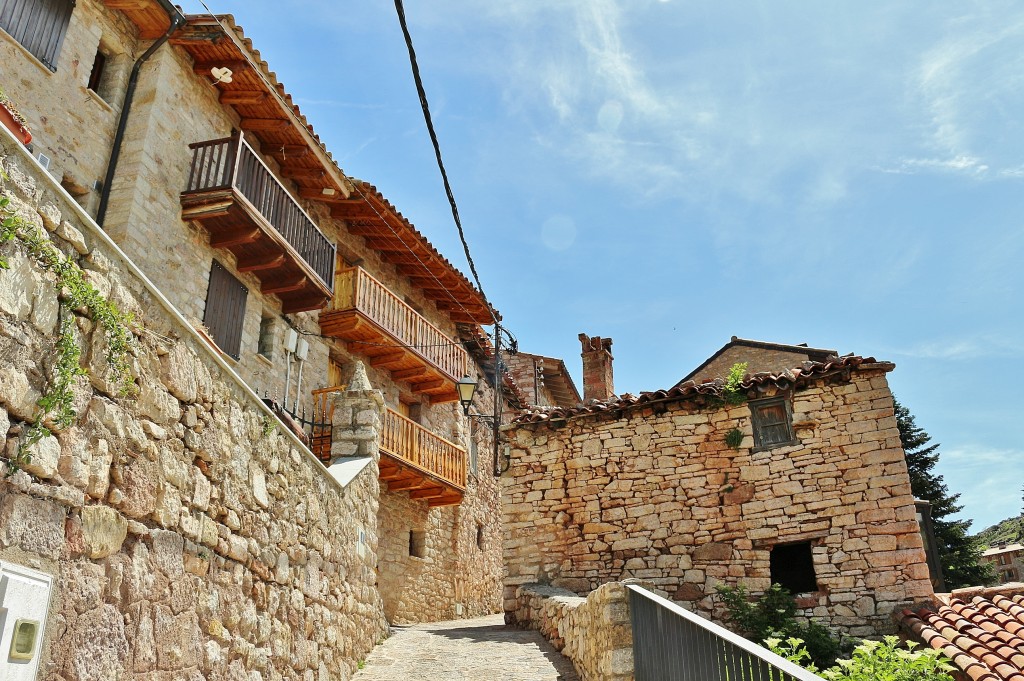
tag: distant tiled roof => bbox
[677,336,839,385]
[900,584,1024,681]
[984,545,1024,557]
[457,325,530,412]
[506,352,582,409]
[513,355,891,425]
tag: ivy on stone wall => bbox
[0,190,136,473]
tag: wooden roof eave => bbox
[172,15,352,202]
[102,0,173,39]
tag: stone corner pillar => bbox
[329,361,385,463]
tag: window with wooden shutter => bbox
[750,396,796,450]
[203,260,248,360]
[0,0,76,71]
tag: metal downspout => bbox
[96,1,186,226]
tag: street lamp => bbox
[457,374,508,475]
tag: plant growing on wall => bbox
[0,191,136,473]
[713,361,749,407]
[725,427,744,449]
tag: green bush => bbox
[767,636,955,681]
[716,583,845,670]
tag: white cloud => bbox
[939,444,1024,529]
[887,334,1024,360]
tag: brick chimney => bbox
[579,333,614,401]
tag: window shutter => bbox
[0,0,76,71]
[203,260,248,360]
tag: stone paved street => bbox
[352,614,580,681]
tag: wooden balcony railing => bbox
[307,387,466,506]
[181,132,336,313]
[381,408,466,489]
[320,267,469,402]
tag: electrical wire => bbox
[391,0,497,326]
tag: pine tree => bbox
[893,398,994,589]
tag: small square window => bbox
[770,541,818,594]
[409,530,426,558]
[87,49,107,93]
[257,315,276,359]
[750,396,796,450]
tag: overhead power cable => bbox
[392,0,497,326]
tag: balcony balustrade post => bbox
[228,130,243,189]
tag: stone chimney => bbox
[579,333,614,402]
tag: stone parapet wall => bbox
[509,581,634,681]
[0,133,393,680]
[503,368,934,637]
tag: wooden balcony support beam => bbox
[391,366,429,382]
[209,227,261,248]
[388,477,430,492]
[369,350,408,369]
[409,377,445,392]
[409,486,449,501]
[236,253,286,272]
[262,276,308,294]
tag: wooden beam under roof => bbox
[240,117,291,132]
[331,199,385,219]
[299,188,346,202]
[219,91,267,106]
[192,60,251,78]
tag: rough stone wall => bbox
[503,369,934,637]
[0,137,395,680]
[510,582,634,681]
[0,0,138,215]
[377,472,503,624]
[692,346,820,383]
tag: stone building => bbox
[0,1,509,677]
[503,335,935,637]
[505,351,581,409]
[679,336,839,385]
[981,543,1024,584]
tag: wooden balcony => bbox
[319,267,469,402]
[380,407,466,507]
[310,386,466,506]
[180,132,336,313]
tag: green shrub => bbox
[716,583,844,670]
[768,636,955,681]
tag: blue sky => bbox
[181,1,1024,532]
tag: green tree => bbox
[894,398,993,588]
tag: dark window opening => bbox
[86,49,106,93]
[409,530,426,558]
[0,0,75,71]
[770,542,818,594]
[476,524,484,550]
[203,260,247,360]
[257,314,275,359]
[750,396,796,450]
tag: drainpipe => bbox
[96,0,186,226]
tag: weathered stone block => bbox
[81,505,128,558]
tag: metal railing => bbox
[627,585,826,681]
[331,266,468,380]
[184,132,336,290]
[381,408,466,489]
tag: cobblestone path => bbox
[352,614,580,681]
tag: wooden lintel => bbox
[220,90,267,106]
[193,60,251,78]
[369,351,407,368]
[237,253,286,272]
[240,117,291,132]
[262,276,308,294]
[209,228,261,248]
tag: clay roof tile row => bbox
[900,585,1024,681]
[512,354,892,425]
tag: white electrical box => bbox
[0,562,53,681]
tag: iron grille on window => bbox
[0,0,76,71]
[750,396,795,449]
[203,260,248,360]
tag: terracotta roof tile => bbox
[900,585,1024,680]
[512,354,892,425]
